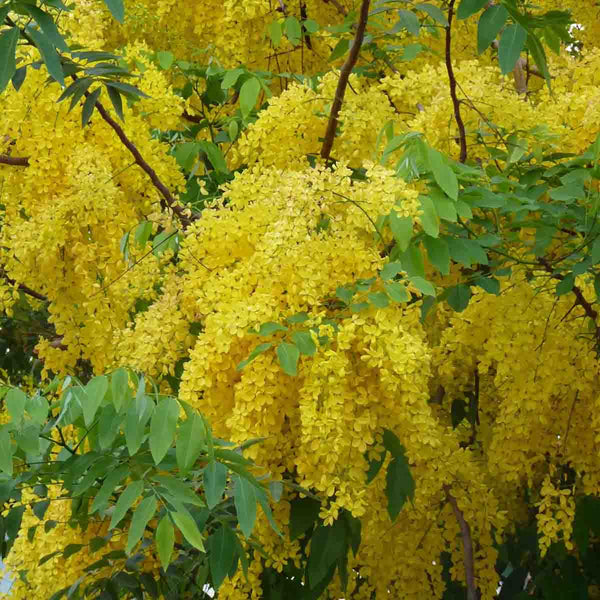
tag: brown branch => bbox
[1,273,47,302]
[320,0,370,161]
[322,0,348,17]
[0,154,30,167]
[445,0,468,163]
[538,257,600,341]
[445,486,480,600]
[87,93,194,229]
[182,110,202,124]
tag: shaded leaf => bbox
[155,516,174,571]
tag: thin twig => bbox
[0,154,30,167]
[538,257,600,343]
[444,0,467,163]
[320,0,371,161]
[323,0,348,16]
[445,486,480,600]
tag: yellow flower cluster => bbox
[537,473,576,557]
[3,0,600,597]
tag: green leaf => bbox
[457,0,488,20]
[25,6,69,51]
[82,87,101,126]
[291,331,317,356]
[63,544,84,559]
[474,276,500,295]
[384,281,410,303]
[156,50,174,70]
[208,525,236,590]
[125,392,153,456]
[254,322,288,336]
[409,276,436,297]
[152,474,205,508]
[152,229,178,256]
[446,284,472,312]
[27,394,49,425]
[382,429,405,458]
[111,367,129,412]
[6,388,27,424]
[415,3,448,26]
[276,342,300,376]
[83,375,108,427]
[234,475,258,538]
[284,16,302,46]
[0,28,20,94]
[400,244,425,278]
[204,460,228,508]
[477,5,508,53]
[65,77,94,111]
[236,342,273,371]
[198,140,229,174]
[126,495,157,555]
[268,20,283,48]
[380,261,403,280]
[398,10,420,36]
[368,292,389,308]
[134,221,152,247]
[424,236,450,275]
[172,510,205,551]
[0,426,13,476]
[556,273,575,296]
[11,65,27,91]
[239,77,261,118]
[329,38,349,62]
[307,520,346,588]
[149,397,179,465]
[106,84,124,120]
[110,480,144,530]
[420,195,440,237]
[105,81,150,98]
[428,148,458,201]
[290,497,321,540]
[388,212,413,252]
[26,26,64,87]
[176,413,206,475]
[155,516,175,571]
[304,19,319,33]
[102,0,125,23]
[336,286,355,304]
[16,424,41,455]
[385,455,415,521]
[90,465,129,514]
[498,24,527,75]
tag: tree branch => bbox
[0,154,30,167]
[445,0,468,163]
[1,273,48,302]
[87,92,194,229]
[445,486,480,600]
[322,0,348,17]
[538,257,600,342]
[320,0,370,161]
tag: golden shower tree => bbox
[1,0,600,598]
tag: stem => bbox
[0,154,30,167]
[538,257,600,343]
[445,0,467,163]
[445,486,480,600]
[1,272,48,302]
[86,92,194,229]
[320,0,371,161]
